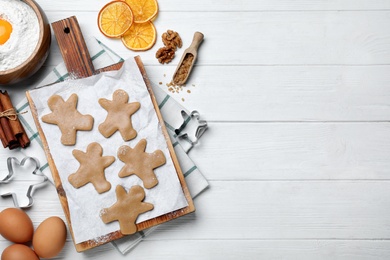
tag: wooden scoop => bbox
[172,31,204,86]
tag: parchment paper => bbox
[28,58,188,244]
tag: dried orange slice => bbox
[123,0,158,23]
[121,21,156,51]
[98,1,133,38]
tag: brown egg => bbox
[0,208,34,243]
[32,216,67,258]
[1,244,39,260]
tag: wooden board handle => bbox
[51,16,95,78]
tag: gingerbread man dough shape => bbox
[118,139,166,189]
[98,89,140,141]
[68,142,115,194]
[41,93,94,146]
[100,185,154,235]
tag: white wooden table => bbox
[2,0,390,259]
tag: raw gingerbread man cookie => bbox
[68,142,115,194]
[118,139,166,189]
[41,93,94,146]
[98,89,140,141]
[100,185,154,235]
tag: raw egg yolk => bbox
[0,19,12,45]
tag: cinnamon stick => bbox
[0,122,7,148]
[0,92,23,135]
[0,99,19,149]
[0,91,30,148]
[18,133,31,148]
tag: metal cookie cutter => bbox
[0,157,48,208]
[175,110,208,153]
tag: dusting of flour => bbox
[0,0,39,71]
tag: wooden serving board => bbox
[26,16,195,252]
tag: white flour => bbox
[0,0,40,71]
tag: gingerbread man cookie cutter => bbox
[175,110,208,153]
[0,157,48,208]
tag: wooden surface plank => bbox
[2,0,390,258]
[4,123,390,182]
[114,240,390,260]
[148,181,390,240]
[145,65,390,121]
[3,180,390,240]
[40,11,390,66]
[191,123,390,180]
[1,239,390,259]
[9,64,390,122]
[37,0,390,11]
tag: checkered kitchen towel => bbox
[14,37,209,254]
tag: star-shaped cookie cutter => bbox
[0,157,48,208]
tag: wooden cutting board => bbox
[26,16,195,252]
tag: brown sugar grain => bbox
[166,82,184,95]
[172,53,194,85]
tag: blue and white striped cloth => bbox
[14,37,209,254]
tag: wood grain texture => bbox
[191,123,390,180]
[35,0,390,11]
[146,65,390,121]
[32,65,390,122]
[51,16,95,77]
[148,181,390,240]
[41,11,390,66]
[83,240,390,260]
[2,180,390,258]
[1,239,390,259]
[2,0,390,258]
[34,11,390,66]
